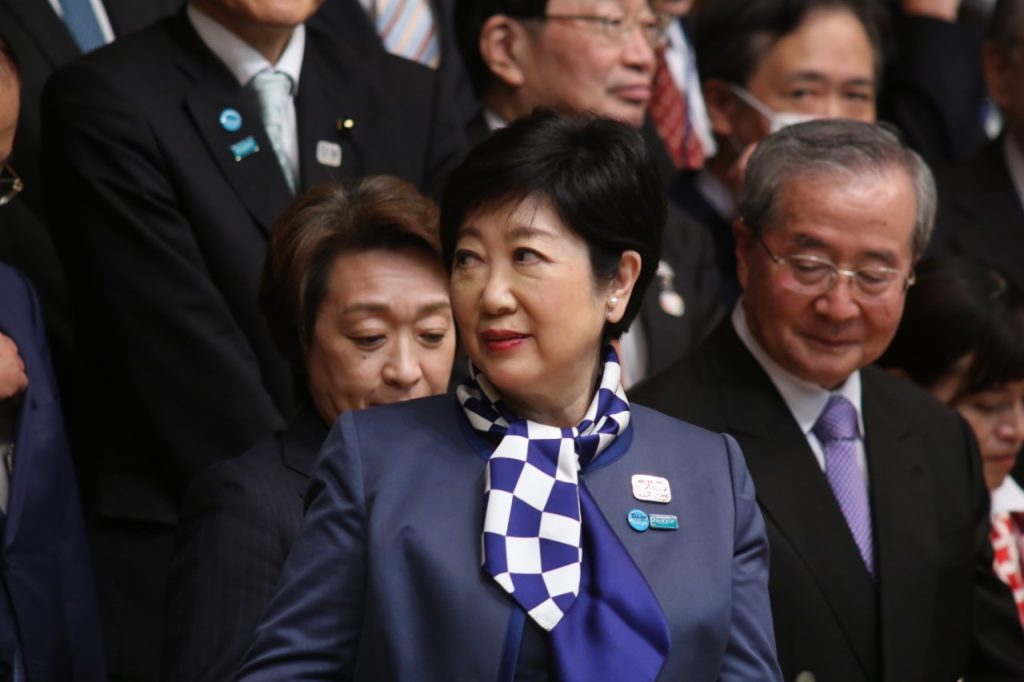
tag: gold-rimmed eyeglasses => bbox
[758,238,915,301]
[0,163,23,207]
[537,13,667,49]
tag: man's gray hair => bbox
[738,119,937,258]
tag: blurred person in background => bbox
[163,177,456,681]
[879,255,1024,628]
[930,0,1024,299]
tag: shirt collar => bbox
[1003,133,1024,212]
[483,108,508,133]
[695,166,736,223]
[992,474,1024,515]
[187,3,305,91]
[732,300,864,438]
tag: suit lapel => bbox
[171,14,293,235]
[295,33,367,188]
[713,325,879,677]
[5,0,79,66]
[861,369,937,682]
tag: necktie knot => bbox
[813,395,860,443]
[251,70,294,105]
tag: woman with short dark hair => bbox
[163,176,456,681]
[879,255,1024,626]
[236,111,781,682]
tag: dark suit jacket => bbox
[310,0,477,125]
[0,262,105,682]
[669,170,739,308]
[631,321,1024,682]
[42,10,467,526]
[879,12,988,168]
[929,137,1024,297]
[0,0,181,387]
[163,404,327,682]
[235,395,782,680]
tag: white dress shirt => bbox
[187,3,306,181]
[732,301,869,484]
[992,475,1024,516]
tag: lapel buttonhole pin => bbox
[230,135,260,161]
[220,108,242,132]
[316,140,342,168]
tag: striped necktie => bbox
[251,70,298,194]
[59,0,106,53]
[374,0,440,69]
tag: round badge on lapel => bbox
[627,509,650,532]
[219,108,243,132]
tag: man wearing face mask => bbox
[674,0,883,309]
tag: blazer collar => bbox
[280,402,329,479]
[4,0,79,66]
[710,322,880,677]
[860,367,937,682]
[170,10,294,235]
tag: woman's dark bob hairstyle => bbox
[879,256,1024,403]
[440,109,665,341]
[261,176,441,373]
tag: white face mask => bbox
[727,84,818,134]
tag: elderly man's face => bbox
[736,167,916,389]
[515,0,657,127]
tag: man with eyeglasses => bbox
[453,0,723,386]
[632,119,1024,682]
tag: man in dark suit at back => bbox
[632,119,1024,681]
[311,0,478,122]
[0,0,180,386]
[453,0,722,386]
[930,0,1024,299]
[42,0,466,678]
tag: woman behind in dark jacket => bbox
[162,177,456,681]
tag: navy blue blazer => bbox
[235,395,781,681]
[0,262,105,681]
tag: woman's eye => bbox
[350,335,385,349]
[453,249,479,268]
[420,331,448,346]
[513,248,541,264]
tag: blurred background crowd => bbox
[1,0,1024,680]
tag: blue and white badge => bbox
[627,509,650,532]
[230,135,260,161]
[220,108,242,132]
[649,514,679,531]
